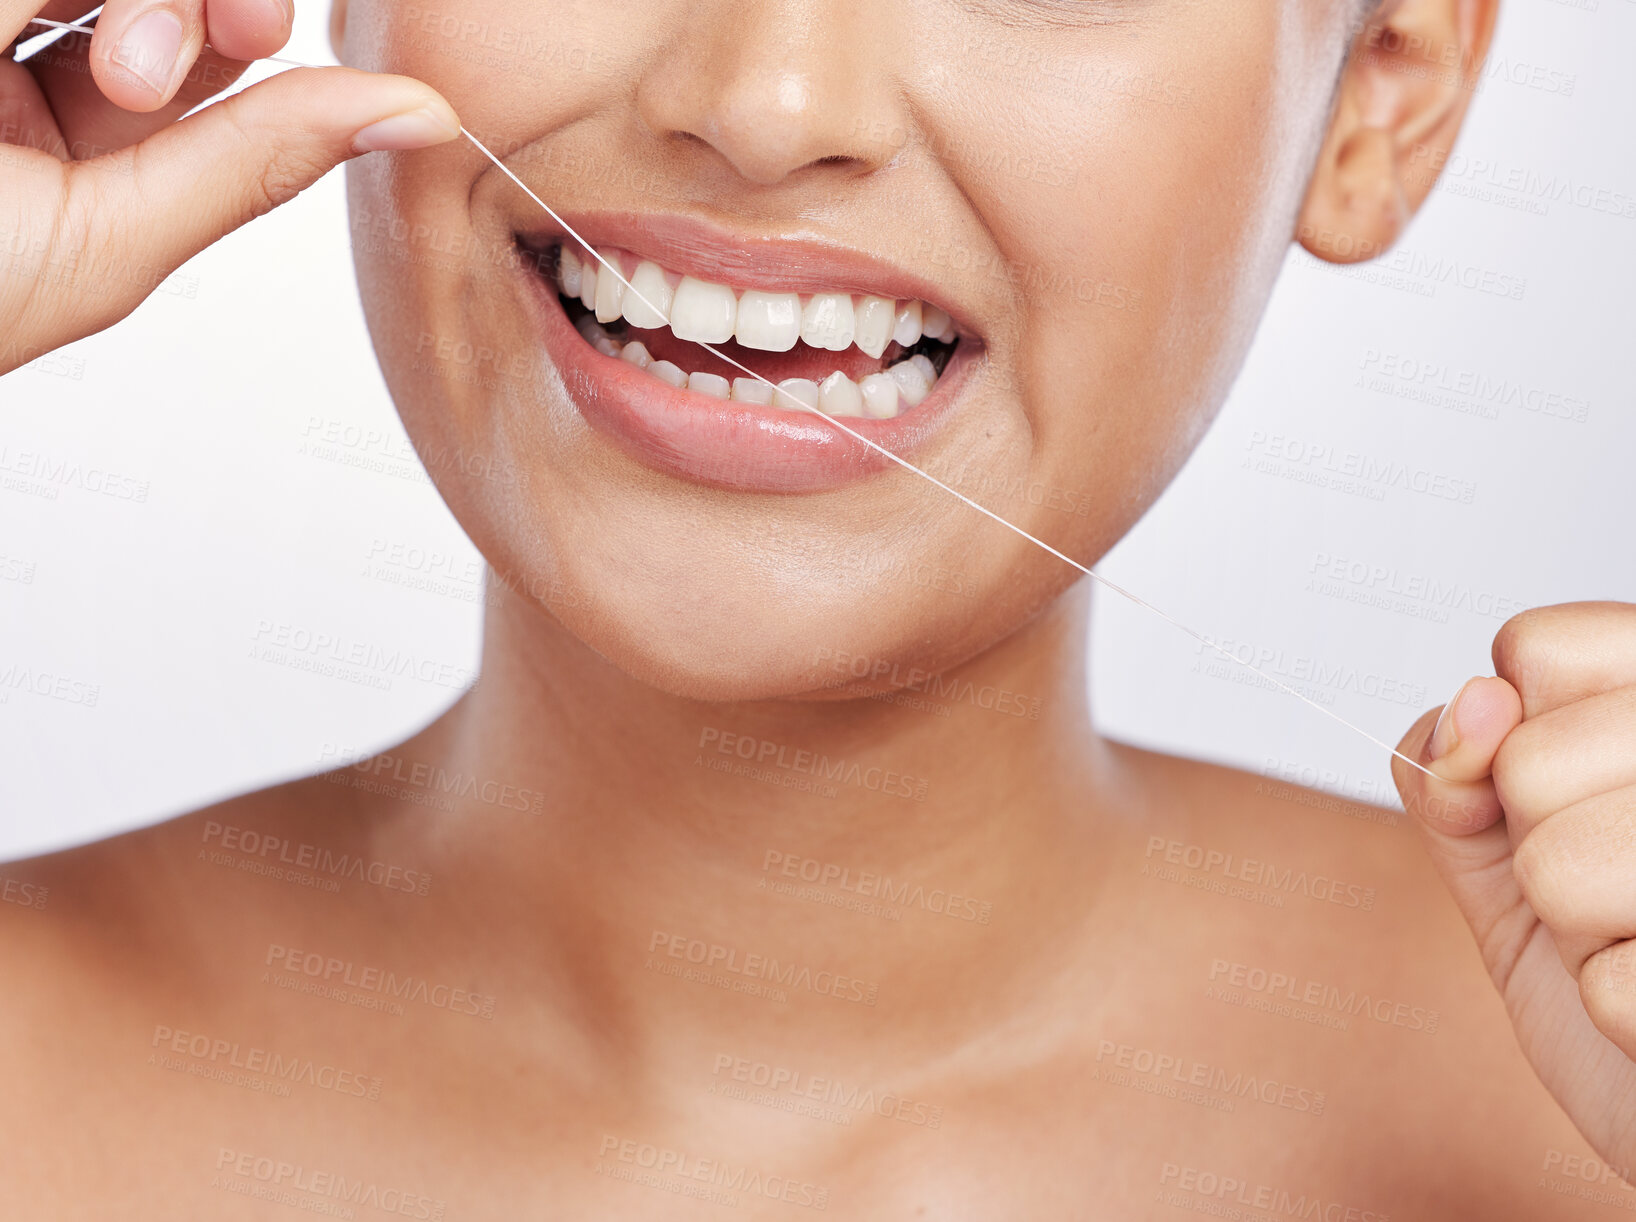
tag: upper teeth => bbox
[556,246,959,355]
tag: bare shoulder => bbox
[1108,742,1634,1220]
[0,770,400,1209]
[0,766,385,958]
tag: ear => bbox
[328,0,350,62]
[1297,0,1501,264]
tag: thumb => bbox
[62,66,458,331]
[1392,675,1527,963]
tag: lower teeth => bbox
[567,297,948,420]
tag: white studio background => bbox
[1,3,1632,859]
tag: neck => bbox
[374,574,1131,1072]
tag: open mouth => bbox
[520,240,963,422]
[507,213,984,493]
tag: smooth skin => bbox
[4,0,1636,1217]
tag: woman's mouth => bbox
[511,215,983,494]
[543,243,960,421]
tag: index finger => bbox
[1494,602,1636,719]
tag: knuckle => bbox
[1489,723,1541,815]
[223,109,325,221]
[252,151,320,215]
[1492,607,1555,696]
[1581,952,1636,1038]
[1510,833,1544,900]
[1512,833,1576,929]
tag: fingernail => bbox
[253,0,294,37]
[113,9,185,99]
[1428,678,1474,761]
[352,107,460,154]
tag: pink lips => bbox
[512,212,981,495]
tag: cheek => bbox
[928,7,1319,527]
[348,2,640,123]
[346,152,490,514]
[344,1,658,529]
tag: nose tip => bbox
[690,71,873,185]
[635,11,897,189]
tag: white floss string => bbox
[19,14,1439,781]
[13,3,98,55]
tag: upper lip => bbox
[513,210,982,341]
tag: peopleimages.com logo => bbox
[200,822,432,896]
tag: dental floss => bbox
[18,14,1441,781]
[12,3,98,55]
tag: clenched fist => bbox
[1395,602,1636,1171]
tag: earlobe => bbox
[329,0,350,62]
[1299,109,1411,265]
[1297,0,1500,265]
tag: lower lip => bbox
[519,265,979,494]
